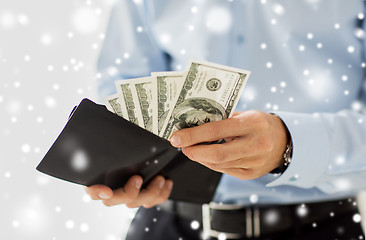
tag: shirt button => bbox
[237,34,244,44]
[289,174,300,181]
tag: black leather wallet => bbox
[36,98,222,203]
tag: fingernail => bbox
[158,179,165,189]
[98,192,109,200]
[170,135,181,147]
[135,179,142,189]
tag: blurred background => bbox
[0,0,137,239]
[0,0,365,239]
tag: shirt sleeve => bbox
[267,105,366,194]
[97,0,170,98]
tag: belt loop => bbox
[246,207,253,238]
[253,207,261,238]
[202,204,211,240]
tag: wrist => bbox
[270,113,293,174]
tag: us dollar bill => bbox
[130,77,158,134]
[160,60,250,140]
[151,72,184,135]
[104,94,128,118]
[115,80,141,127]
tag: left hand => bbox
[170,110,290,180]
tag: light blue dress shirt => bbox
[97,0,366,205]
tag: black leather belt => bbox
[159,198,359,239]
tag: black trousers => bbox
[125,200,365,240]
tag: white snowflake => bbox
[249,194,258,203]
[17,13,29,25]
[347,46,355,53]
[83,194,92,203]
[205,7,232,33]
[72,7,99,34]
[353,213,361,223]
[307,33,314,39]
[4,171,11,178]
[260,43,267,49]
[47,65,54,71]
[12,220,20,228]
[55,206,62,213]
[354,28,365,39]
[65,220,75,229]
[191,6,198,13]
[41,34,53,45]
[335,155,345,166]
[160,33,171,44]
[67,32,74,38]
[45,96,57,108]
[299,45,305,51]
[71,150,89,171]
[297,204,308,217]
[272,3,285,16]
[0,11,16,29]
[24,55,31,61]
[80,223,90,232]
[21,144,31,153]
[190,220,200,230]
[218,233,227,240]
[136,26,143,32]
[263,209,279,225]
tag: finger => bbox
[170,117,249,148]
[85,185,113,200]
[209,157,266,170]
[220,168,258,181]
[143,180,174,208]
[102,175,143,206]
[181,137,257,165]
[126,176,165,208]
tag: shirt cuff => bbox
[266,112,331,188]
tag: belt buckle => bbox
[202,202,247,239]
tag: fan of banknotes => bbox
[104,60,251,140]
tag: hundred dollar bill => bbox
[104,94,128,118]
[160,60,250,140]
[151,72,184,135]
[129,77,158,134]
[115,79,141,127]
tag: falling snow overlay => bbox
[1,0,366,239]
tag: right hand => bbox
[85,175,173,208]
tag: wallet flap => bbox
[37,98,222,203]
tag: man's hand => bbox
[170,110,290,180]
[85,175,173,208]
